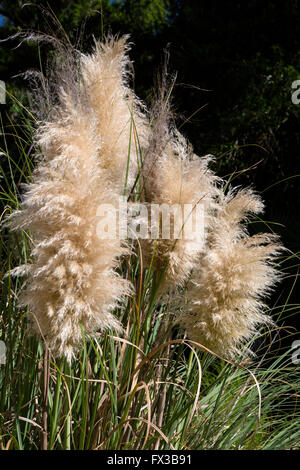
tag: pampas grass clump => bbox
[6,35,284,361]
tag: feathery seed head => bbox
[141,80,221,292]
[7,36,144,361]
[178,188,284,358]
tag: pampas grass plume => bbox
[141,79,220,292]
[178,188,283,358]
[7,36,147,360]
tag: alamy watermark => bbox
[0,341,6,364]
[291,80,300,104]
[0,80,6,104]
[96,196,205,244]
[292,340,300,365]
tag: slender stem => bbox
[63,359,71,450]
[42,344,50,450]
